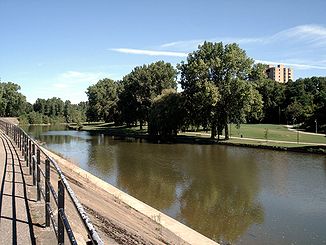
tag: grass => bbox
[228,124,326,144]
[69,122,326,152]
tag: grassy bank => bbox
[228,124,326,144]
[68,122,326,154]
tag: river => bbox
[24,125,326,245]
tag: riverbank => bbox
[68,123,326,154]
[41,147,218,245]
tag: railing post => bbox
[31,143,35,175]
[26,137,30,167]
[20,130,22,151]
[58,179,65,245]
[45,159,50,227]
[18,130,22,150]
[37,148,41,201]
[26,139,32,167]
[24,135,27,162]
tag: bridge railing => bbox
[0,120,103,245]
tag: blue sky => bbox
[1,0,326,103]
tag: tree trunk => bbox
[225,122,229,140]
[211,124,216,139]
[140,120,143,130]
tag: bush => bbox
[27,111,43,124]
[18,114,29,125]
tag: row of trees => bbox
[0,81,87,124]
[1,41,325,135]
[19,98,87,124]
[86,61,177,130]
[86,42,326,137]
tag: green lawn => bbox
[228,124,326,144]
[73,122,326,146]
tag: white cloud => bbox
[269,24,326,46]
[160,39,204,49]
[160,37,263,50]
[157,24,326,74]
[160,24,326,49]
[111,48,187,57]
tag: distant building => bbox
[266,64,293,83]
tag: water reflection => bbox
[25,125,326,245]
[116,142,183,210]
[177,146,263,242]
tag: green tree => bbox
[179,41,254,139]
[254,79,285,124]
[148,89,187,138]
[285,79,315,124]
[86,78,119,122]
[0,82,27,117]
[246,85,264,123]
[27,111,43,124]
[286,100,305,124]
[285,77,326,132]
[64,100,72,122]
[249,63,268,81]
[119,61,177,129]
[33,98,47,114]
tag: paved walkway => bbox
[184,130,326,146]
[0,131,36,245]
[285,125,326,136]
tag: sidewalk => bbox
[0,131,36,244]
[285,125,326,137]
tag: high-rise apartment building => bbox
[266,64,293,83]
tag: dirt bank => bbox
[42,148,218,245]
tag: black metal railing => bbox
[0,120,103,245]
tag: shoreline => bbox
[41,146,218,245]
[67,124,326,155]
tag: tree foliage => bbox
[118,61,177,128]
[148,89,187,138]
[2,42,325,135]
[179,41,257,139]
[0,82,27,117]
[86,78,119,122]
[254,79,285,124]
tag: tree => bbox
[249,63,268,81]
[119,61,177,129]
[86,78,119,122]
[148,89,187,139]
[64,100,73,123]
[179,41,254,139]
[254,79,285,124]
[33,98,47,114]
[286,100,305,124]
[245,85,264,123]
[285,77,326,132]
[0,82,27,117]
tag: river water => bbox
[25,125,326,245]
